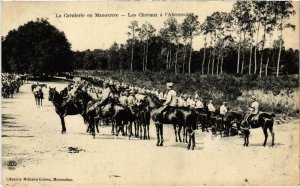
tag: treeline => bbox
[74,1,298,76]
[2,1,299,77]
[2,18,73,76]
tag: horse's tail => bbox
[271,113,275,118]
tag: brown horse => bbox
[145,94,198,150]
[48,87,87,134]
[240,112,275,147]
[33,90,44,106]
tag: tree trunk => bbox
[145,40,149,71]
[249,43,252,75]
[130,45,134,71]
[142,43,146,71]
[221,56,224,74]
[175,44,179,75]
[241,48,245,74]
[207,50,211,75]
[265,34,273,77]
[202,45,206,75]
[212,54,215,75]
[254,22,260,74]
[183,45,187,74]
[188,39,193,75]
[169,49,172,69]
[259,27,266,78]
[166,49,169,69]
[237,33,241,74]
[216,55,220,75]
[276,30,283,78]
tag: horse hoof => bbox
[159,143,163,146]
[156,143,159,146]
[192,147,195,150]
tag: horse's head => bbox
[48,87,56,101]
[145,94,162,109]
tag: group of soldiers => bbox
[61,75,259,123]
[1,73,23,98]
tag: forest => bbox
[2,1,299,77]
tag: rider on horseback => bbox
[158,82,177,117]
[244,95,259,123]
[87,81,112,114]
[61,84,76,116]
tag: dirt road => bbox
[2,81,299,186]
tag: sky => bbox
[2,1,299,51]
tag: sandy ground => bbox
[1,81,299,186]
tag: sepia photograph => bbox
[1,1,300,186]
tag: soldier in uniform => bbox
[159,82,177,116]
[220,102,228,117]
[245,95,259,122]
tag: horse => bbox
[73,89,99,135]
[32,83,47,92]
[33,90,43,106]
[48,87,86,134]
[194,107,210,132]
[135,98,151,140]
[76,89,132,139]
[223,111,243,136]
[145,94,198,150]
[240,112,275,147]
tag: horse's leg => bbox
[159,123,164,146]
[60,116,66,134]
[111,120,115,135]
[155,123,160,146]
[182,126,186,143]
[269,126,275,146]
[192,130,196,150]
[185,128,188,143]
[128,121,132,140]
[178,125,182,142]
[187,129,191,150]
[140,122,143,140]
[147,124,150,140]
[143,125,147,140]
[263,127,268,147]
[173,124,178,142]
[95,119,100,133]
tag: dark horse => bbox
[48,87,86,134]
[75,89,132,139]
[33,90,44,106]
[241,112,275,147]
[145,94,198,150]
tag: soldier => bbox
[177,94,187,107]
[245,95,259,122]
[195,95,204,109]
[220,102,228,116]
[87,82,111,114]
[119,90,129,107]
[159,82,177,115]
[207,100,216,112]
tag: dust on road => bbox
[2,81,299,186]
